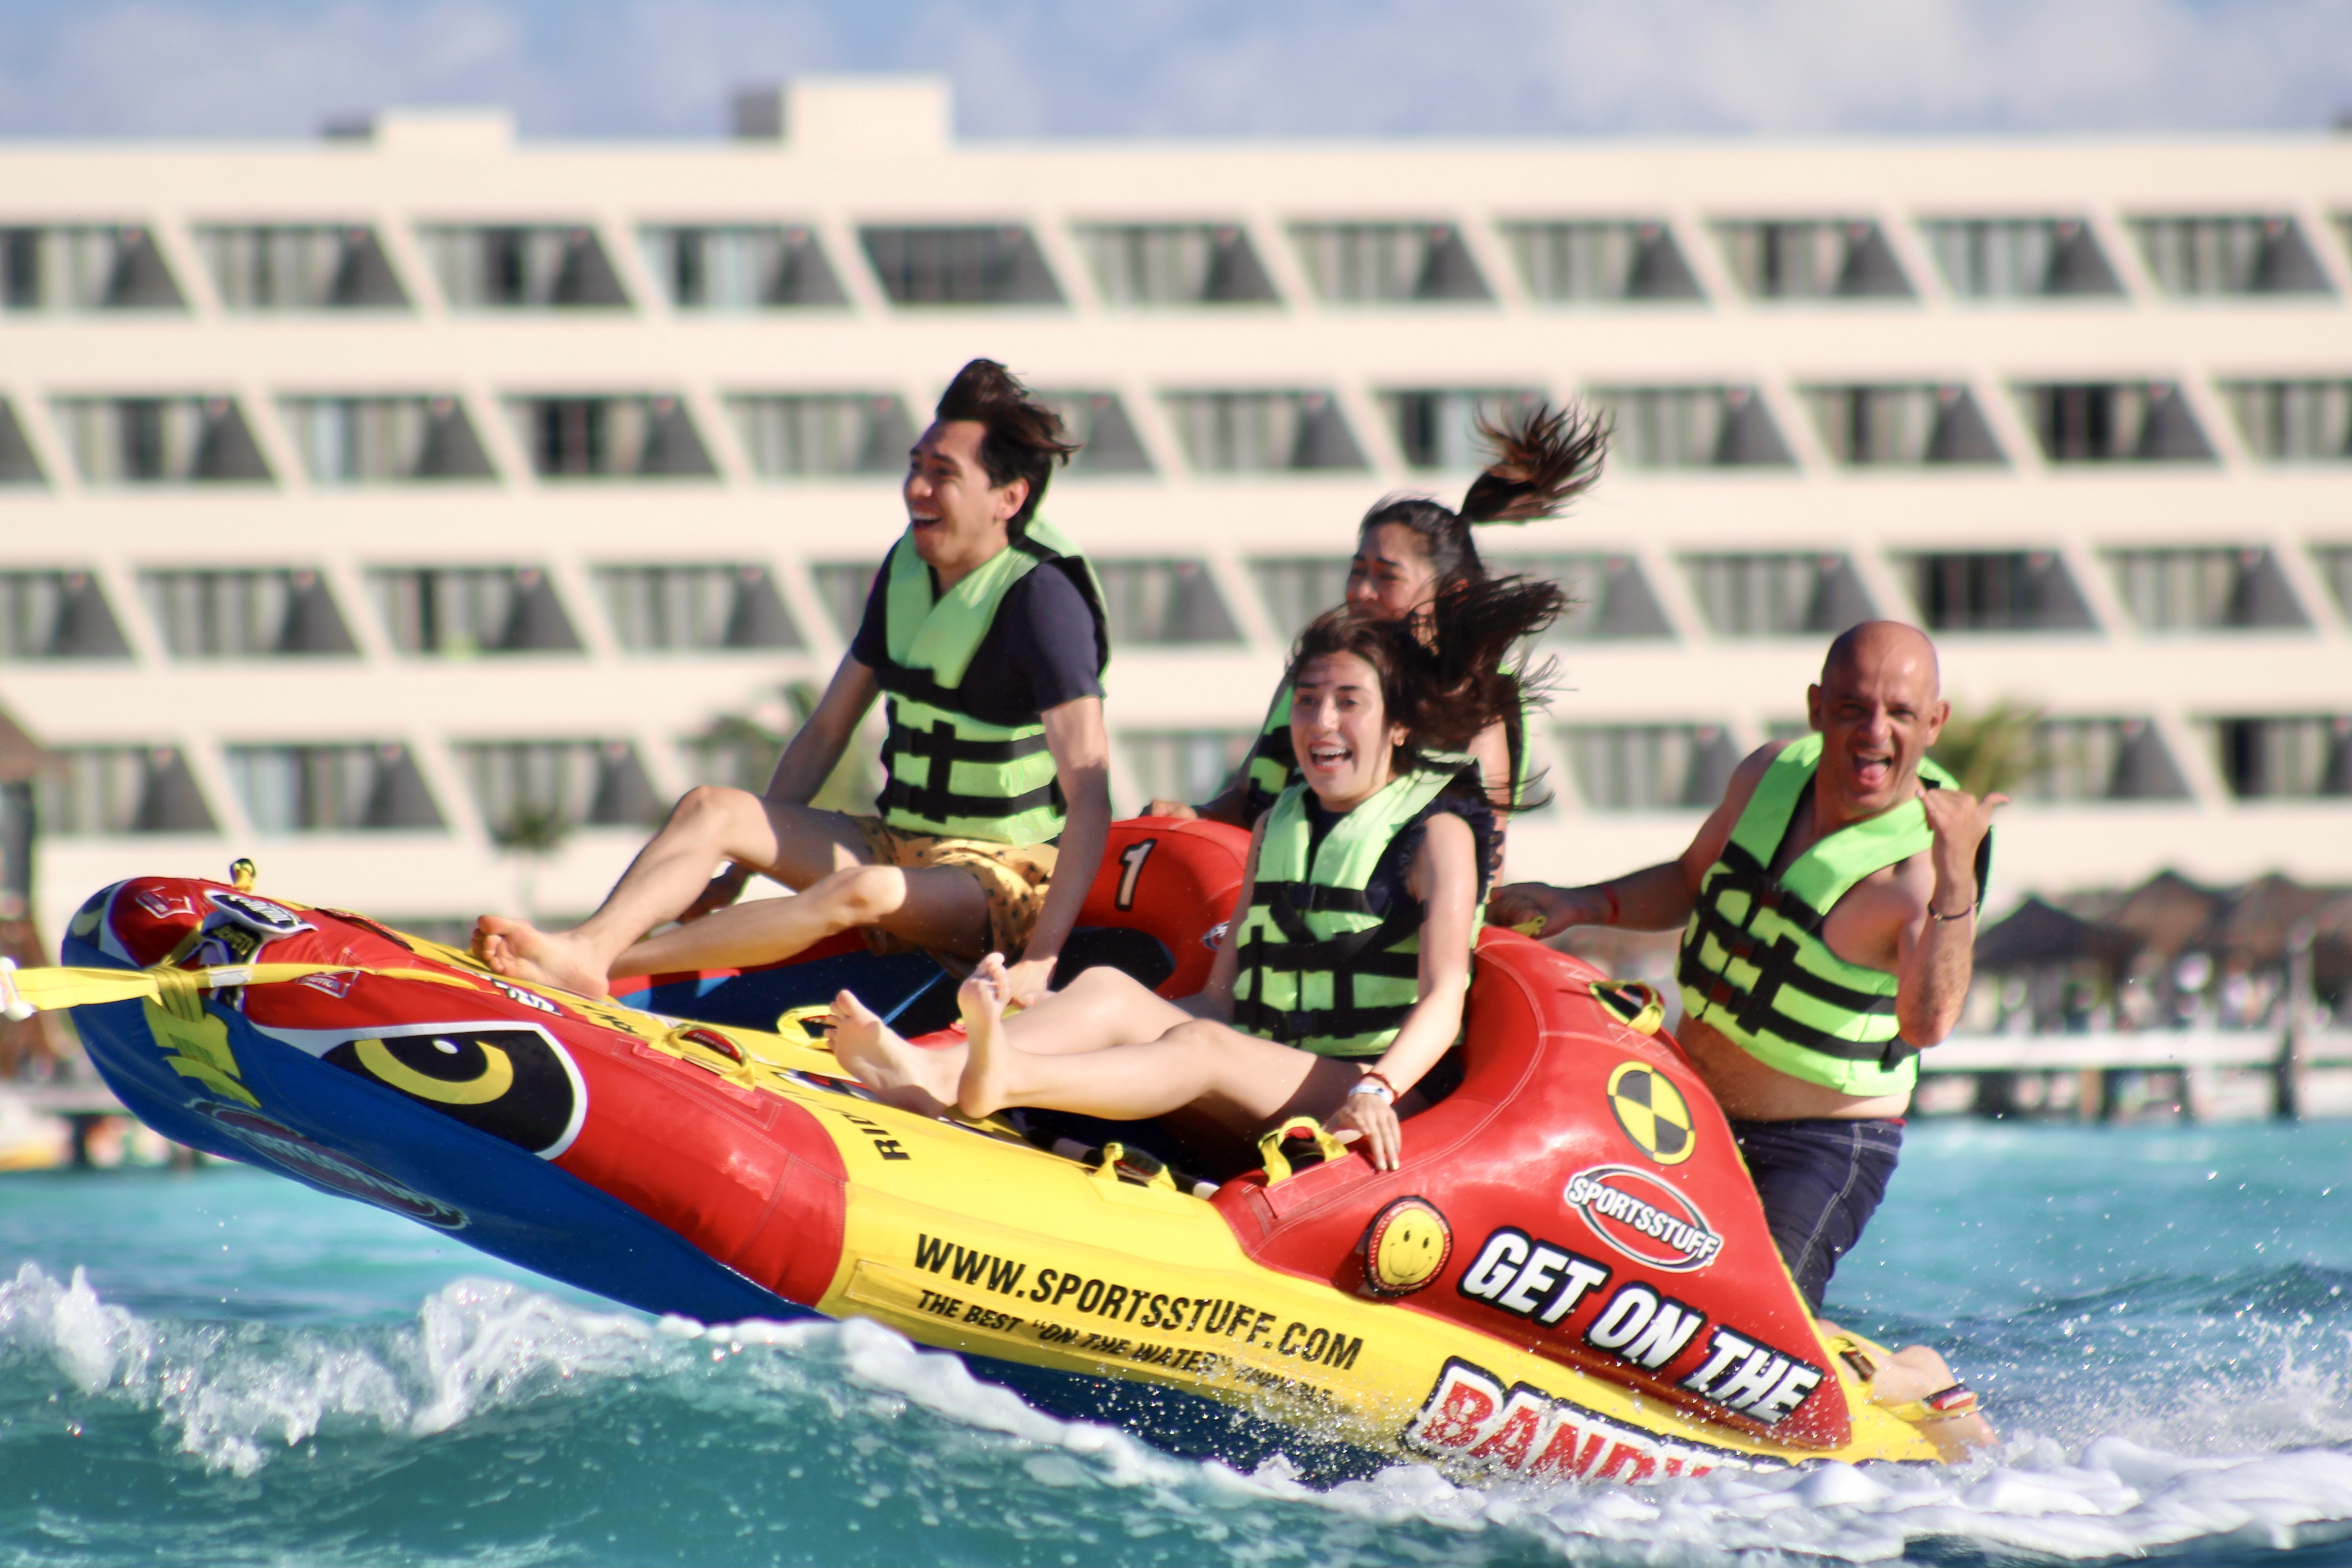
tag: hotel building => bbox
[0,78,2345,949]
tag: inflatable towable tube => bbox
[29,820,1942,1481]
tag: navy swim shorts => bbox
[1725,1116,1904,1313]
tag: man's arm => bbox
[766,658,883,805]
[1894,786,2007,1046]
[1488,742,1782,938]
[1001,695,1111,1006]
[681,658,881,919]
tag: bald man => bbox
[1492,622,2005,1312]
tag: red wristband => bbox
[1599,883,1621,925]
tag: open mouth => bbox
[1851,752,1894,791]
[1304,742,1352,772]
[908,511,943,529]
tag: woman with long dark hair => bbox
[834,574,1566,1170]
[1153,401,1606,833]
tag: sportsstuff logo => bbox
[1563,1164,1723,1272]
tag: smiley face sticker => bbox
[1358,1196,1453,1298]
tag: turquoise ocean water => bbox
[2,1117,2347,1566]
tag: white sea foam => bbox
[3,1263,2347,1563]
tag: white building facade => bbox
[0,78,2346,948]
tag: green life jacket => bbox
[1676,734,1972,1097]
[1230,770,1486,1058]
[866,518,1108,845]
[1241,683,1536,821]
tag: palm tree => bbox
[491,803,570,922]
[1932,700,2044,798]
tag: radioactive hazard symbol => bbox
[1605,1060,1695,1166]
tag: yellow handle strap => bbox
[1255,1115,1351,1186]
[1590,979,1665,1035]
[775,1004,836,1048]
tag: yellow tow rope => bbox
[0,957,482,1022]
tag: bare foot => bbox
[830,989,959,1115]
[471,915,611,999]
[955,954,1018,1118]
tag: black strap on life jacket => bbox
[1679,839,1913,1070]
[875,717,1062,826]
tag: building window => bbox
[2220,380,2352,462]
[0,225,185,312]
[2129,215,2334,296]
[1161,391,1367,473]
[1037,392,1153,474]
[1710,220,1911,299]
[1487,555,1675,640]
[1378,389,1545,471]
[1559,724,1741,811]
[52,397,273,485]
[281,396,496,483]
[1500,220,1702,303]
[416,225,630,309]
[226,743,444,832]
[2013,719,2192,802]
[1917,218,2122,298]
[193,225,408,309]
[809,562,881,642]
[0,403,44,486]
[1120,731,1256,812]
[2016,383,2215,463]
[1596,386,1794,469]
[1800,384,2004,466]
[40,745,217,835]
[2103,548,2308,631]
[1901,551,2097,632]
[637,224,846,310]
[368,566,583,657]
[506,396,715,478]
[2313,545,2352,621]
[455,740,665,834]
[1073,223,1279,305]
[595,564,801,652]
[1248,557,1351,641]
[2202,715,2352,799]
[139,568,357,658]
[1286,222,1490,303]
[1681,553,1874,637]
[858,225,1063,306]
[0,571,130,659]
[726,394,914,478]
[1092,560,1241,646]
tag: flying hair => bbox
[1287,574,1566,807]
[932,359,1080,532]
[1357,399,1610,592]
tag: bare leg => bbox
[609,863,992,980]
[960,1007,1359,1124]
[473,787,868,995]
[841,961,1201,1093]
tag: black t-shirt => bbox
[1299,785,1499,919]
[850,556,1105,726]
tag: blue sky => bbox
[0,0,2343,139]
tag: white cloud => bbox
[0,0,2339,139]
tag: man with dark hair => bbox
[475,359,1112,1007]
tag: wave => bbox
[1,1263,2347,1568]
